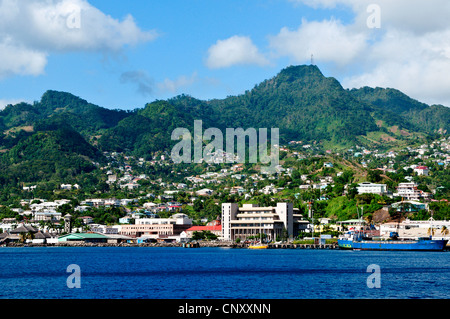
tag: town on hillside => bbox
[1,136,449,246]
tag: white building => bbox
[379,218,450,239]
[120,213,193,239]
[393,183,426,201]
[33,211,62,222]
[221,203,308,242]
[413,166,429,176]
[356,182,388,195]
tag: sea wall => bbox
[2,241,339,249]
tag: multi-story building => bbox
[221,203,308,242]
[393,182,427,201]
[356,182,388,195]
[120,213,192,239]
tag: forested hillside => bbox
[0,64,448,185]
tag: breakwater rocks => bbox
[238,243,339,249]
[2,241,339,249]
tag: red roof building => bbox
[184,222,222,238]
[414,166,429,176]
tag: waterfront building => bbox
[119,213,192,240]
[336,219,367,232]
[58,232,109,244]
[221,203,308,242]
[0,223,56,244]
[379,218,450,239]
[183,218,222,239]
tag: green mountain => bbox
[0,90,130,139]
[97,97,218,158]
[0,126,104,186]
[206,65,379,147]
[0,65,448,175]
[349,86,449,134]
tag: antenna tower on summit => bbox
[311,54,315,65]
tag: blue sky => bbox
[1,0,450,110]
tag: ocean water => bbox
[0,246,449,299]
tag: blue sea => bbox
[1,247,449,299]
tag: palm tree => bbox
[427,215,436,238]
[19,232,27,243]
[26,231,35,242]
[38,220,46,232]
[19,231,34,243]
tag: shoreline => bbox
[1,242,340,249]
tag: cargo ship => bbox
[338,203,448,251]
[338,231,448,251]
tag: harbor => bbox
[1,246,450,299]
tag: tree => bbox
[19,231,34,243]
[368,170,382,183]
[193,199,203,212]
[347,183,358,199]
[192,230,218,241]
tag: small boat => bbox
[248,219,268,249]
[248,243,268,249]
[183,242,200,248]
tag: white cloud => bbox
[0,38,48,77]
[283,0,450,106]
[342,28,450,106]
[206,35,269,69]
[269,19,368,66]
[0,0,157,78]
[294,0,450,34]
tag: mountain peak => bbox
[280,64,323,75]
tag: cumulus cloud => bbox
[294,0,450,34]
[283,0,450,106]
[0,38,48,77]
[206,35,269,69]
[269,19,368,66]
[342,28,450,106]
[0,0,157,78]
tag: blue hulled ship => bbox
[338,231,448,251]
